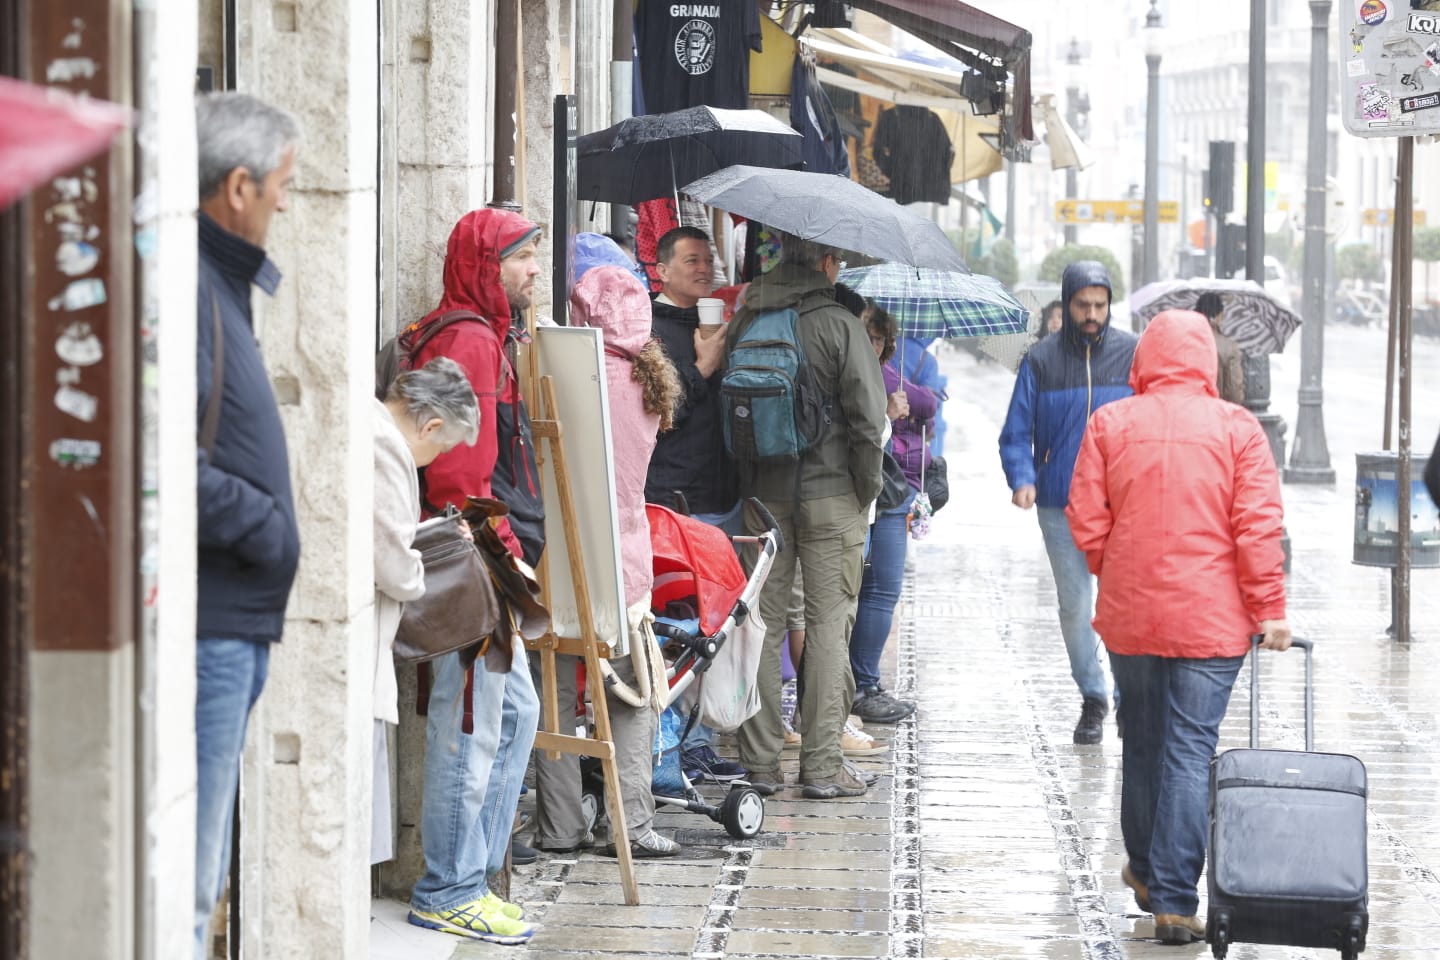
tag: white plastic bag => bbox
[679,606,765,732]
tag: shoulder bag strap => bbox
[200,289,225,459]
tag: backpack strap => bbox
[200,289,225,459]
[402,309,488,369]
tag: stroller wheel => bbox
[721,787,765,839]
[581,785,604,834]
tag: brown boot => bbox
[1121,863,1151,912]
[1154,914,1205,944]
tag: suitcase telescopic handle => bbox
[1249,635,1314,751]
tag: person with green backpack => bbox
[721,232,886,799]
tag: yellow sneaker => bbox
[408,894,534,944]
[480,891,524,922]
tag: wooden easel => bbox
[526,375,639,906]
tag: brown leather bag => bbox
[394,507,501,663]
[461,497,551,650]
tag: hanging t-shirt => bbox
[636,1,763,114]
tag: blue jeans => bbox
[1111,652,1244,916]
[412,643,534,911]
[194,638,271,960]
[849,490,914,690]
[1036,507,1109,702]
[682,502,745,751]
[482,650,539,875]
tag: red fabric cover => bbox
[646,503,746,637]
[411,209,538,557]
[635,197,679,292]
[1066,309,1286,659]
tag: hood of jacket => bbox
[571,264,654,358]
[740,261,833,313]
[575,232,647,287]
[421,208,539,336]
[1060,259,1114,349]
[1130,308,1218,397]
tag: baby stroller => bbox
[580,498,781,841]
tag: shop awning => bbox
[843,0,1033,153]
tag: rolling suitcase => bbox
[1206,637,1368,960]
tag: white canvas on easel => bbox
[535,325,628,656]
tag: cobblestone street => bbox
[374,326,1440,959]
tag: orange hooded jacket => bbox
[1066,309,1286,659]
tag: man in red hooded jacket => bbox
[406,209,543,944]
[1067,309,1292,946]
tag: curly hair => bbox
[631,338,683,433]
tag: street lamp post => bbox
[1142,1,1164,285]
[1286,0,1336,484]
[1065,38,1083,246]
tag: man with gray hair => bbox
[724,233,886,799]
[192,91,301,958]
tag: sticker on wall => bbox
[56,239,99,277]
[1349,58,1370,76]
[49,437,102,470]
[1361,0,1388,26]
[54,384,98,423]
[47,278,107,312]
[55,322,103,366]
[1401,91,1440,110]
[1411,12,1440,35]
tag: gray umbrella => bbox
[681,165,967,272]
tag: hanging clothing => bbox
[871,106,954,205]
[636,0,762,114]
[789,55,849,176]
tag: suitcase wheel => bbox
[1207,912,1229,960]
[1341,917,1363,960]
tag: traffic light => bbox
[1216,221,1247,278]
[1206,141,1235,216]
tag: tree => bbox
[1038,244,1127,300]
[969,237,1019,288]
[1335,243,1383,285]
[1415,227,1440,302]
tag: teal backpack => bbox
[721,306,830,464]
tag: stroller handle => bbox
[740,497,785,555]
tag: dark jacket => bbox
[999,261,1139,509]
[645,297,738,515]
[872,106,954,206]
[196,213,301,642]
[724,262,887,506]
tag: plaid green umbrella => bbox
[838,263,1029,339]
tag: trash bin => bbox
[1353,452,1440,567]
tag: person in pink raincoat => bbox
[528,235,684,859]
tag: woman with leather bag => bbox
[372,357,479,864]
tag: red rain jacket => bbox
[413,209,539,560]
[1066,309,1286,659]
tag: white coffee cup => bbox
[696,297,725,337]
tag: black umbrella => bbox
[577,106,802,207]
[682,165,968,272]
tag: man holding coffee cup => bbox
[643,226,748,786]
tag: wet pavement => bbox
[373,323,1440,959]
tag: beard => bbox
[504,284,532,312]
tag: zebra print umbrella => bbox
[1129,278,1301,356]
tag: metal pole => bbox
[1143,48,1161,285]
[609,0,632,239]
[1065,82,1079,246]
[491,0,521,210]
[1286,0,1335,484]
[1245,0,1265,283]
[1395,136,1415,643]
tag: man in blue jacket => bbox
[999,261,1138,744]
[193,92,302,957]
